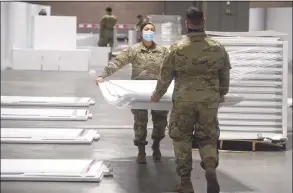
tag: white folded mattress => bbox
[99,80,244,110]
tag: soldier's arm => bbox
[100,48,134,78]
[99,17,105,34]
[113,16,118,25]
[152,47,175,100]
[218,48,232,96]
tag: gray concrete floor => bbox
[1,68,292,193]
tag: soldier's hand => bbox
[95,77,104,85]
[150,95,159,102]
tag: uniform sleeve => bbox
[99,17,106,34]
[152,47,175,100]
[218,47,232,96]
[113,16,118,25]
[100,48,134,78]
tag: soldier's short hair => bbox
[140,22,155,32]
[106,7,112,12]
[186,6,204,26]
[137,15,142,19]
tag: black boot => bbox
[204,160,220,193]
[136,145,146,164]
[151,140,161,161]
[175,175,194,193]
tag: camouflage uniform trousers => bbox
[131,109,168,146]
[98,37,114,59]
[168,101,220,176]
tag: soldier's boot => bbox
[204,161,220,193]
[136,145,146,164]
[175,175,194,193]
[151,140,161,161]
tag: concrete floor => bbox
[1,68,292,193]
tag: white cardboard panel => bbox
[78,46,111,70]
[1,128,100,144]
[1,159,111,182]
[41,51,60,71]
[32,16,77,50]
[1,96,95,107]
[12,49,90,72]
[12,48,42,70]
[58,49,90,72]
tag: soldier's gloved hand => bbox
[219,95,225,103]
[95,77,104,85]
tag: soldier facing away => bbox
[98,7,117,50]
[96,23,170,164]
[150,6,231,193]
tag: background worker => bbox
[136,14,150,42]
[98,7,117,58]
[96,23,169,165]
[38,9,47,16]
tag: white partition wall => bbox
[27,4,51,48]
[1,2,10,70]
[1,2,51,70]
[32,16,77,50]
[12,48,90,71]
[249,8,266,31]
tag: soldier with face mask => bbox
[151,6,231,193]
[96,23,169,164]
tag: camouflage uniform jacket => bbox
[152,32,232,102]
[99,14,117,39]
[101,42,168,80]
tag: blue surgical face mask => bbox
[142,30,155,41]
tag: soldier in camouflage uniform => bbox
[136,15,150,42]
[96,23,169,164]
[151,7,231,193]
[98,7,117,51]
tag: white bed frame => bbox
[1,108,92,121]
[1,96,96,107]
[1,159,113,182]
[1,128,100,144]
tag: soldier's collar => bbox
[139,42,160,52]
[187,32,207,39]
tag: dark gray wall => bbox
[35,1,165,24]
[33,1,291,33]
[164,1,194,34]
[203,1,250,32]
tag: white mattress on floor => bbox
[1,128,100,144]
[99,80,244,110]
[1,159,112,182]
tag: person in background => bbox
[136,15,150,42]
[96,23,169,165]
[38,9,47,16]
[98,7,117,58]
[150,6,231,193]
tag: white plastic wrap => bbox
[99,80,244,110]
